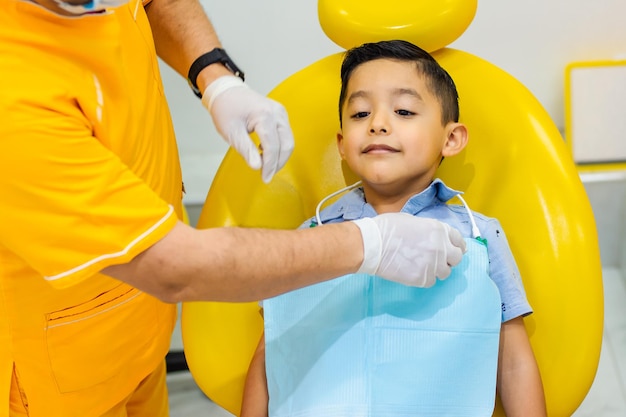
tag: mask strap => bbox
[315,183,483,240]
[455,194,482,239]
[315,181,362,226]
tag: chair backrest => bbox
[182,47,603,417]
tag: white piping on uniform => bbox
[45,205,175,282]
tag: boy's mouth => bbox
[363,144,399,153]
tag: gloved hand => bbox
[202,75,295,183]
[353,213,466,287]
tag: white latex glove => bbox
[353,213,466,287]
[202,75,295,183]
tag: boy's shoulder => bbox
[445,203,498,223]
[437,203,505,240]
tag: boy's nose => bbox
[369,111,390,134]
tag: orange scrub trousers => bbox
[0,0,184,415]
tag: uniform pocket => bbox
[45,284,160,393]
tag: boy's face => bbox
[338,58,465,201]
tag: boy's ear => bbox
[442,123,468,157]
[336,131,346,160]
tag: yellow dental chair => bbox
[182,1,603,416]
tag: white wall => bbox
[160,0,626,204]
[580,172,626,267]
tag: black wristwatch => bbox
[187,48,245,98]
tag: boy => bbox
[241,40,546,417]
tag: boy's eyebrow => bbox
[393,87,423,101]
[347,90,369,104]
[347,88,424,104]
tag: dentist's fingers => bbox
[204,75,295,183]
[353,214,467,287]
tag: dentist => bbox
[0,0,466,415]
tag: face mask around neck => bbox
[52,0,128,14]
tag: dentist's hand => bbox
[202,75,295,183]
[353,213,466,287]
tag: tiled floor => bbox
[167,372,233,416]
[573,267,626,417]
[167,266,626,417]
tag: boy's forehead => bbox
[351,59,423,81]
[347,60,429,94]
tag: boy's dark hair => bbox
[339,40,459,127]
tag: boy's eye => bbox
[396,109,415,116]
[351,111,369,119]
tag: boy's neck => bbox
[363,183,431,214]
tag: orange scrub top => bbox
[0,0,183,414]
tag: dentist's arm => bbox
[144,0,225,84]
[145,0,294,183]
[104,220,362,303]
[102,214,465,303]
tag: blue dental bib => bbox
[263,238,502,417]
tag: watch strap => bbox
[187,48,245,98]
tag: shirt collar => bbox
[317,179,463,223]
